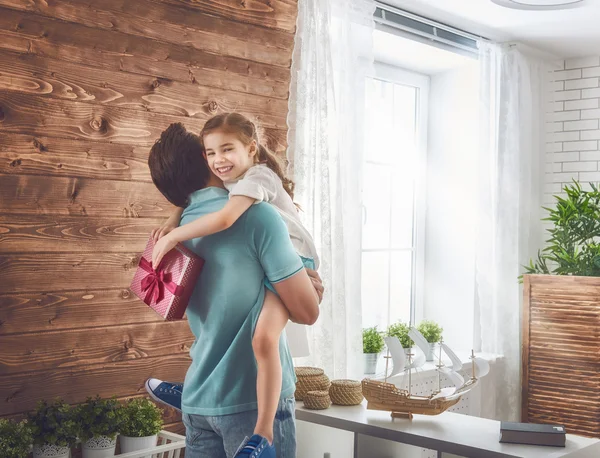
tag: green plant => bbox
[28,399,78,447]
[75,396,124,441]
[417,320,443,343]
[386,322,413,348]
[0,419,33,458]
[362,326,384,354]
[120,398,163,438]
[522,181,600,280]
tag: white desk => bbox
[296,402,599,458]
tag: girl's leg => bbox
[252,289,289,444]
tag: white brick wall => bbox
[546,56,600,206]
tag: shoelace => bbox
[159,384,183,394]
[237,437,262,457]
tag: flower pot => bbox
[33,444,70,458]
[363,353,379,374]
[119,435,157,458]
[82,436,117,458]
[426,342,437,362]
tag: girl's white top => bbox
[225,164,320,269]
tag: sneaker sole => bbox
[144,379,182,412]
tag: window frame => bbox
[362,62,429,327]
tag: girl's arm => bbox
[151,207,184,242]
[151,196,255,267]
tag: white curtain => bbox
[286,0,375,379]
[475,42,554,421]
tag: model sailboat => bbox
[362,327,489,419]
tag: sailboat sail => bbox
[430,387,456,400]
[473,357,490,378]
[384,336,406,377]
[441,343,463,371]
[408,328,430,356]
[437,366,464,388]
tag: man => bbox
[146,123,322,458]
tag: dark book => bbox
[499,421,566,447]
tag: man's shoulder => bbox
[243,202,286,233]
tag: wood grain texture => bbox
[521,274,600,438]
[156,0,297,33]
[0,0,294,66]
[0,252,139,293]
[0,50,288,129]
[0,133,153,182]
[0,0,297,421]
[0,355,191,415]
[0,28,288,99]
[0,91,287,152]
[0,289,163,335]
[0,321,194,374]
[0,8,291,83]
[0,215,156,254]
[0,174,171,218]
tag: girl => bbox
[150,113,319,456]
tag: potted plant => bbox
[28,399,78,458]
[416,320,444,361]
[387,321,414,367]
[362,326,384,374]
[119,398,163,458]
[521,181,600,437]
[76,396,124,458]
[0,419,33,458]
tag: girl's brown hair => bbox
[200,112,295,200]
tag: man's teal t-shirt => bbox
[180,187,303,416]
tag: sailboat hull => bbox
[362,379,461,418]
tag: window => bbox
[361,63,429,332]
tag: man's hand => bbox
[306,268,324,304]
[152,234,177,268]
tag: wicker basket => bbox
[304,390,331,410]
[329,379,363,406]
[295,366,331,401]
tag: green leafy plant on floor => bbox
[387,321,413,349]
[362,326,385,354]
[417,320,443,343]
[120,398,163,438]
[0,419,33,458]
[28,399,78,447]
[75,396,124,441]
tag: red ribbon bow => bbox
[139,257,184,305]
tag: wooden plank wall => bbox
[0,0,298,434]
[522,275,600,438]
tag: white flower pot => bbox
[119,434,157,458]
[82,435,117,458]
[33,444,70,458]
[426,342,437,362]
[363,353,379,374]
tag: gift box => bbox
[130,237,204,321]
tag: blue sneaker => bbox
[145,378,183,412]
[234,434,275,458]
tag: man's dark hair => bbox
[148,123,209,208]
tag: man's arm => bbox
[273,269,320,325]
[247,204,321,326]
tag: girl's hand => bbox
[151,220,178,243]
[152,234,177,269]
[305,268,324,304]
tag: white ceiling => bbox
[382,0,600,58]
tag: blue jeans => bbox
[182,396,297,458]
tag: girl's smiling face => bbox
[203,129,257,182]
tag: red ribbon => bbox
[139,257,184,305]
